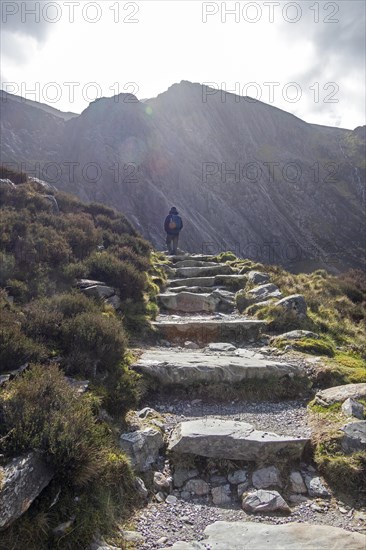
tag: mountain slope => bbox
[1,81,365,272]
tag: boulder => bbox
[237,482,249,497]
[82,284,115,299]
[0,452,54,529]
[210,288,235,313]
[77,279,106,289]
[315,383,366,406]
[168,419,308,462]
[341,421,366,453]
[105,294,121,310]
[290,471,307,494]
[134,477,148,499]
[227,469,248,485]
[211,484,231,505]
[66,377,89,395]
[341,398,365,419]
[274,330,320,341]
[119,428,164,472]
[303,473,331,498]
[252,465,282,489]
[247,271,270,284]
[276,294,307,317]
[183,478,210,496]
[173,468,199,488]
[153,471,171,492]
[247,283,282,301]
[242,489,290,513]
[184,341,200,349]
[166,521,366,550]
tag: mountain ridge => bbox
[1,81,365,272]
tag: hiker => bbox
[164,206,183,255]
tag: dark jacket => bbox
[164,213,183,235]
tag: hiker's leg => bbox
[172,235,179,255]
[166,234,173,254]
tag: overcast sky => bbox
[1,0,365,129]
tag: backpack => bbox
[168,214,181,230]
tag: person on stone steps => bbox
[164,206,183,255]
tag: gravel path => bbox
[131,497,366,549]
[151,398,312,438]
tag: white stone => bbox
[252,465,282,489]
[119,428,163,472]
[228,469,248,485]
[211,484,231,505]
[341,398,364,419]
[290,471,307,494]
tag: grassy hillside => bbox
[0,169,160,548]
[226,254,366,385]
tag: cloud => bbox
[286,1,365,82]
[1,1,59,62]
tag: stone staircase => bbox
[153,254,265,345]
[131,253,310,468]
[122,253,366,548]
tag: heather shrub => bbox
[61,312,128,377]
[1,364,108,484]
[86,251,147,300]
[0,299,46,372]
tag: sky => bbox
[1,0,365,129]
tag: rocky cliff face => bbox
[1,82,365,272]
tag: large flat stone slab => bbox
[132,349,302,386]
[153,318,266,345]
[169,276,216,288]
[166,521,366,550]
[175,265,234,278]
[168,419,308,461]
[171,254,218,263]
[165,285,221,294]
[174,260,219,268]
[158,292,218,313]
[315,383,366,406]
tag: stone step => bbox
[174,265,235,279]
[158,289,235,314]
[170,254,218,263]
[168,276,216,288]
[158,292,217,313]
[168,274,247,290]
[153,317,266,345]
[132,349,302,387]
[164,285,223,294]
[168,418,309,462]
[167,521,366,550]
[173,260,219,268]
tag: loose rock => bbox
[242,489,290,513]
[252,465,282,489]
[341,398,364,420]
